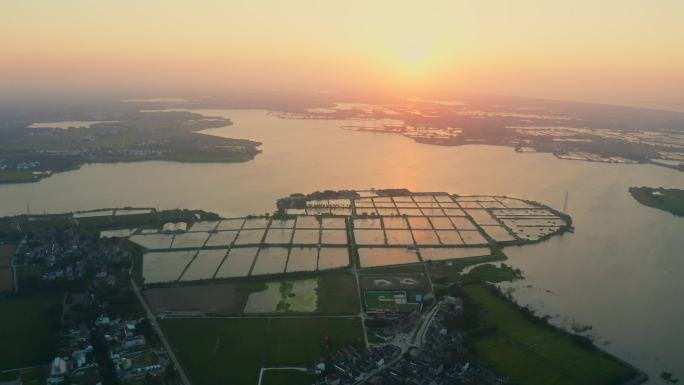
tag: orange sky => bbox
[1,0,683,110]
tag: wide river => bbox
[1,109,683,382]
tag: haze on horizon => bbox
[2,0,683,111]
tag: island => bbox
[0,188,647,385]
[274,96,684,170]
[629,186,684,217]
[0,110,261,184]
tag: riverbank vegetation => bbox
[629,186,684,217]
[459,284,641,385]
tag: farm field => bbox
[0,294,62,370]
[161,317,363,385]
[260,369,317,385]
[464,285,638,385]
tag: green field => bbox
[0,367,47,385]
[629,186,684,217]
[316,273,360,314]
[0,294,62,370]
[0,170,45,184]
[464,285,638,385]
[260,369,318,385]
[161,317,363,385]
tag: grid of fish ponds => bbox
[142,245,350,284]
[137,193,568,282]
[351,215,488,247]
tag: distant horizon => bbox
[2,0,683,112]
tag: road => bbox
[257,367,307,385]
[130,275,192,385]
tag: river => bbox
[1,109,682,383]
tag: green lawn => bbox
[0,294,62,370]
[161,317,363,385]
[260,369,319,385]
[464,285,638,385]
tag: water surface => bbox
[1,109,683,381]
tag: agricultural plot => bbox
[215,247,258,278]
[143,250,196,284]
[244,279,318,313]
[354,218,382,229]
[217,218,244,230]
[384,230,414,245]
[354,229,385,245]
[171,232,210,249]
[286,247,318,272]
[251,247,288,275]
[295,216,320,229]
[204,231,238,247]
[459,230,488,245]
[161,317,364,385]
[466,209,500,225]
[264,228,294,244]
[188,221,219,232]
[322,217,346,229]
[318,247,350,269]
[234,229,266,245]
[129,233,174,249]
[180,249,227,281]
[435,230,463,245]
[428,216,454,229]
[242,217,271,229]
[411,230,441,245]
[358,247,419,268]
[321,229,347,244]
[292,229,320,244]
[481,225,516,242]
[382,217,408,229]
[407,216,432,229]
[0,294,62,370]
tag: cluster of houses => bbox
[323,345,401,384]
[95,316,168,381]
[364,298,507,385]
[15,228,129,287]
[47,325,101,385]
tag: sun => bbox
[400,46,428,70]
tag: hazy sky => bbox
[2,0,683,110]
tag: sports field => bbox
[364,290,406,311]
[464,285,638,385]
[161,317,363,385]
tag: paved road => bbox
[130,276,192,385]
[257,367,307,385]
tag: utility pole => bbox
[563,191,569,213]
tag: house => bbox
[72,350,88,369]
[47,357,68,384]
